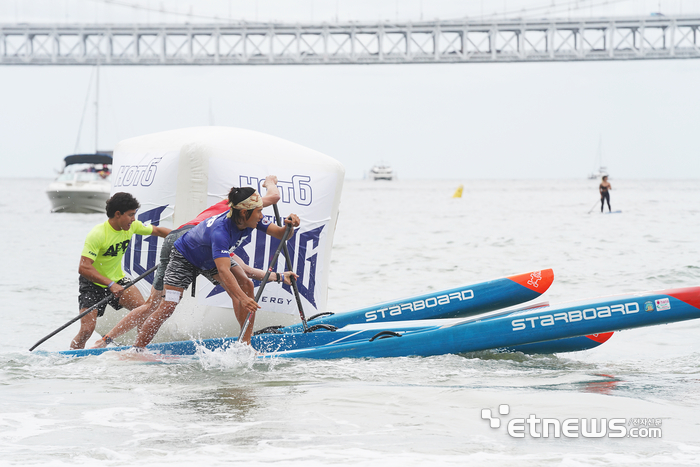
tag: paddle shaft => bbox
[238,217,293,341]
[587,199,600,214]
[29,264,158,351]
[273,204,309,332]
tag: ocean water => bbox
[1,177,700,466]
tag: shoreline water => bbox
[1,178,699,466]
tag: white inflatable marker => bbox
[99,127,345,343]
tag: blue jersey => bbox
[174,213,271,270]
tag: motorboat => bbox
[368,163,394,181]
[46,63,114,214]
[46,153,113,213]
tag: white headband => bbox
[227,191,263,217]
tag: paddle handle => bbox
[238,216,294,341]
[29,264,158,351]
[273,204,309,332]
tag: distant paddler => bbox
[71,192,171,349]
[132,186,301,348]
[599,175,612,213]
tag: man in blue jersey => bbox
[133,186,300,347]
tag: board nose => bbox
[507,268,554,293]
[666,286,700,310]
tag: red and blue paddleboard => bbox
[283,269,554,332]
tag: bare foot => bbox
[91,338,108,349]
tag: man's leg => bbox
[133,285,184,348]
[96,235,175,347]
[71,309,98,349]
[91,287,163,348]
[137,288,164,333]
[73,278,111,349]
[133,246,196,348]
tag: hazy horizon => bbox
[2,0,699,180]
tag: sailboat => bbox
[46,65,113,213]
[587,136,608,180]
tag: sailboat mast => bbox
[94,62,99,153]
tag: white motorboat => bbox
[46,153,112,213]
[368,163,394,181]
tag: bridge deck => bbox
[1,16,699,65]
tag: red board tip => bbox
[666,286,700,311]
[508,269,554,293]
[585,332,614,344]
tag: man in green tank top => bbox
[71,192,171,349]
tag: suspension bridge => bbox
[1,15,699,65]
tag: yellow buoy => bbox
[452,184,464,198]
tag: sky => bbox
[1,0,700,180]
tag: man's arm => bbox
[214,257,260,314]
[151,225,171,238]
[78,256,125,298]
[265,213,301,240]
[234,254,298,285]
[261,175,280,207]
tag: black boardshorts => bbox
[78,276,132,317]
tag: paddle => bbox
[587,200,600,214]
[237,215,294,341]
[29,264,158,351]
[272,204,310,332]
